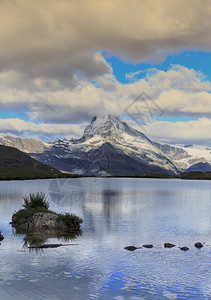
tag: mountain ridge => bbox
[0,144,61,179]
[0,115,211,176]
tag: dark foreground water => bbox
[0,178,210,299]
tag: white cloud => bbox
[155,90,211,116]
[0,1,210,143]
[1,65,210,120]
[0,118,84,140]
[146,118,211,145]
[126,117,211,145]
[125,70,144,81]
[0,65,210,143]
[0,0,211,86]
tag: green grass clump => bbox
[56,212,83,229]
[12,192,51,225]
[22,193,50,210]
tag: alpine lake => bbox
[0,177,210,299]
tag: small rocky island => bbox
[11,193,83,233]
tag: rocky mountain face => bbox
[30,115,181,175]
[1,115,211,176]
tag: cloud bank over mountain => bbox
[0,0,211,143]
[0,64,211,142]
[1,0,211,84]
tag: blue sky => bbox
[0,0,211,144]
[105,51,211,84]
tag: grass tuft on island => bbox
[11,192,83,231]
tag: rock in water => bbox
[164,243,175,248]
[143,244,153,248]
[180,247,189,251]
[194,242,203,249]
[0,231,4,241]
[124,246,138,251]
[32,212,59,229]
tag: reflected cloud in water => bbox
[0,178,211,299]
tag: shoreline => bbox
[0,171,210,181]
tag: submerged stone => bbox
[164,243,175,248]
[180,247,189,251]
[124,246,138,251]
[194,242,203,249]
[143,244,153,248]
[0,231,4,241]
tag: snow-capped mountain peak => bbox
[72,114,153,145]
[1,115,211,176]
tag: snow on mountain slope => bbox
[154,142,211,171]
[25,115,178,175]
[0,135,50,153]
[72,115,153,144]
[1,115,211,175]
[176,144,211,170]
[182,144,211,162]
[64,115,179,174]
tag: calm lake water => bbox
[0,178,211,299]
